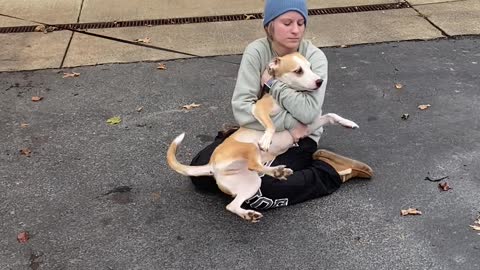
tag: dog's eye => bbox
[295,68,303,75]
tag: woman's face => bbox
[271,11,305,51]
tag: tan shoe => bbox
[313,149,373,183]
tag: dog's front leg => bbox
[252,94,277,151]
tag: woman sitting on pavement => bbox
[190,0,373,210]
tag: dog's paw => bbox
[244,210,263,223]
[258,133,273,152]
[339,119,359,129]
[272,165,293,180]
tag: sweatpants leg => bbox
[244,137,342,209]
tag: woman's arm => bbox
[231,51,262,128]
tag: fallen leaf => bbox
[17,231,30,243]
[145,24,153,27]
[136,106,144,112]
[34,25,46,32]
[106,116,122,125]
[394,83,403,89]
[181,103,201,110]
[20,148,32,157]
[31,96,43,102]
[63,72,80,78]
[438,182,452,191]
[401,113,409,120]
[20,123,29,128]
[400,208,422,216]
[157,63,167,70]
[134,37,151,43]
[244,14,255,20]
[470,225,480,231]
[418,104,431,110]
[44,26,57,33]
[340,44,348,48]
[151,192,161,201]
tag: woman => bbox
[190,0,373,210]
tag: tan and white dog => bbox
[167,53,359,222]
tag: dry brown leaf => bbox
[34,25,46,32]
[418,104,431,110]
[244,14,255,20]
[20,123,29,128]
[438,182,452,191]
[394,83,403,89]
[181,103,201,110]
[34,25,56,33]
[470,225,480,231]
[17,231,30,243]
[20,148,32,157]
[136,106,144,112]
[151,192,161,201]
[400,208,422,216]
[134,37,151,43]
[45,26,57,33]
[157,63,167,70]
[63,72,80,78]
[31,96,43,102]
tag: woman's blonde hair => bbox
[264,23,275,41]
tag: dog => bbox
[167,52,359,222]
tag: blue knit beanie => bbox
[263,0,308,27]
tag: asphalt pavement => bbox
[1,37,480,269]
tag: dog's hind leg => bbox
[224,172,263,223]
[226,194,264,223]
[307,113,359,131]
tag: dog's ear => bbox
[267,57,281,76]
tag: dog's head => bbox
[267,52,323,91]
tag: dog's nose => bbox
[316,79,323,88]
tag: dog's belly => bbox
[231,128,295,161]
[214,166,262,196]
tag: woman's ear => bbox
[268,57,281,76]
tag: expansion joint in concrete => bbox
[406,1,451,38]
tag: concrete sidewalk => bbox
[1,0,479,71]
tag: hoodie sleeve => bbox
[231,50,262,129]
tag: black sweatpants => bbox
[190,131,342,210]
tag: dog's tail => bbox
[166,133,214,177]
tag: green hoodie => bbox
[231,37,328,144]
